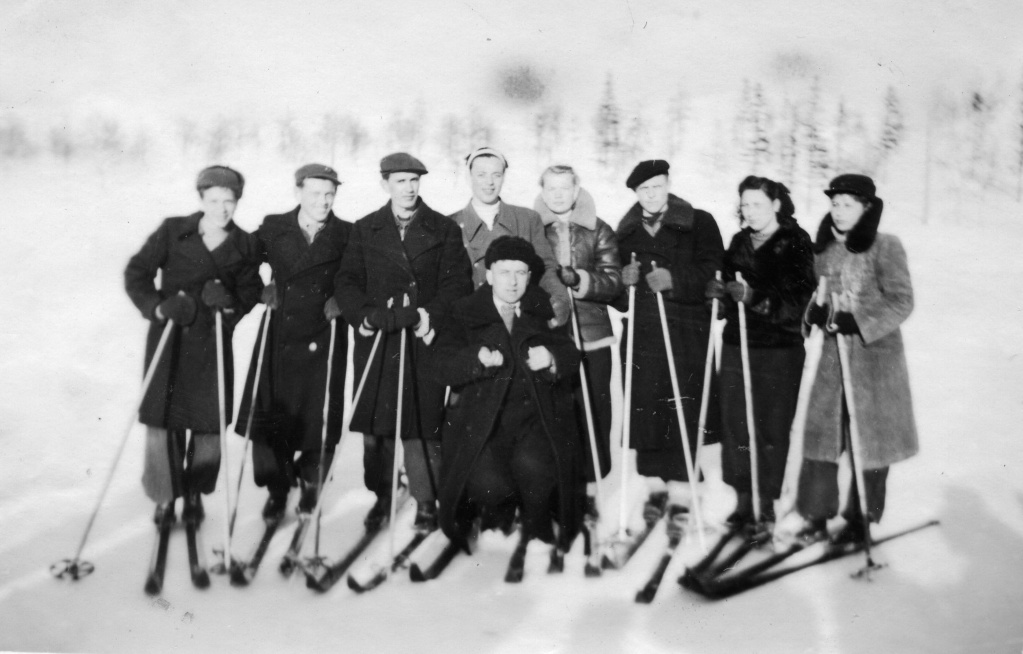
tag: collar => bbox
[618,193,695,237]
[534,187,598,230]
[297,211,328,237]
[471,198,501,227]
[492,295,521,316]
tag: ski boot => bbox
[642,491,669,524]
[153,502,177,529]
[830,519,868,546]
[794,518,828,545]
[364,494,391,531]
[665,505,690,543]
[182,492,204,526]
[262,489,289,523]
[413,501,439,534]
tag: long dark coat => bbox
[428,285,581,551]
[234,209,351,452]
[334,199,472,440]
[125,214,262,432]
[804,201,919,469]
[614,194,724,459]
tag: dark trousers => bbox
[363,435,441,504]
[252,440,334,496]
[718,343,804,500]
[465,398,558,543]
[574,346,613,482]
[797,459,889,523]
[142,427,220,503]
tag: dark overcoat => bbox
[125,214,262,432]
[428,285,581,551]
[614,194,724,455]
[334,199,472,440]
[234,209,351,452]
[804,201,919,469]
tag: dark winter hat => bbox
[196,165,245,199]
[484,236,545,279]
[824,174,877,201]
[380,152,428,177]
[295,163,341,186]
[625,159,670,190]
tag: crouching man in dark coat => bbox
[429,237,582,576]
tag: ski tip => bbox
[600,554,619,570]
[346,575,364,593]
[191,569,211,589]
[584,563,603,578]
[634,587,656,604]
[144,577,162,596]
[229,566,251,587]
[409,564,427,583]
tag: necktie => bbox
[499,303,516,333]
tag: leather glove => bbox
[726,280,754,304]
[393,306,421,331]
[260,283,280,310]
[557,266,581,289]
[201,280,235,309]
[804,302,831,327]
[156,294,197,325]
[621,260,641,287]
[324,297,342,321]
[704,279,727,300]
[363,307,395,332]
[829,311,860,335]
[646,267,673,293]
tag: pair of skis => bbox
[143,515,210,595]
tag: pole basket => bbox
[50,558,95,580]
[300,555,330,579]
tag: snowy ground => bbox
[1,161,1022,654]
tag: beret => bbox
[196,165,245,198]
[295,163,341,186]
[380,152,428,176]
[625,159,670,190]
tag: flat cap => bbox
[824,174,877,201]
[295,163,341,186]
[625,159,670,190]
[484,236,544,281]
[196,165,245,198]
[465,146,508,170]
[380,152,428,176]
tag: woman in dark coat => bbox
[797,174,918,544]
[125,166,262,524]
[705,176,815,532]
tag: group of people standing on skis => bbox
[125,145,918,586]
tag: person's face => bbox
[296,178,337,223]
[830,194,868,232]
[199,186,238,229]
[540,173,578,214]
[740,189,781,233]
[486,259,531,305]
[382,172,421,211]
[635,175,670,214]
[470,156,506,205]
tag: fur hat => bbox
[484,236,544,281]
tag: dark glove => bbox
[363,307,395,332]
[726,280,753,304]
[393,306,421,331]
[830,311,860,335]
[157,294,197,325]
[324,297,342,322]
[201,280,236,310]
[646,267,673,293]
[557,266,581,289]
[804,302,830,328]
[704,279,727,300]
[622,260,641,287]
[260,283,280,310]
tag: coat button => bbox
[309,342,318,352]
[410,281,416,288]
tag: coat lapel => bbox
[401,203,443,264]
[176,213,220,277]
[368,202,415,277]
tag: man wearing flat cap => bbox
[615,159,723,536]
[448,147,570,328]
[334,152,472,533]
[235,163,351,535]
[126,165,263,534]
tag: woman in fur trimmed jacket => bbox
[705,176,815,532]
[796,174,918,545]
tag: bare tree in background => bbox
[319,113,344,165]
[620,111,648,168]
[594,73,621,171]
[277,115,305,161]
[875,86,905,179]
[438,113,467,175]
[467,107,496,151]
[207,117,234,161]
[1016,70,1023,202]
[777,100,799,188]
[49,125,76,163]
[801,77,831,208]
[343,115,368,160]
[966,90,1001,191]
[665,86,690,160]
[749,83,772,173]
[178,118,200,157]
[533,105,562,164]
[0,118,36,159]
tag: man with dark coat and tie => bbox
[334,153,472,533]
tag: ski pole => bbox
[311,318,338,562]
[211,308,234,574]
[833,293,881,575]
[617,253,637,541]
[651,262,707,551]
[735,272,762,525]
[52,314,177,580]
[692,271,721,487]
[228,306,272,536]
[389,294,410,563]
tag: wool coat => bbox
[614,194,724,465]
[234,209,351,452]
[534,188,623,347]
[334,199,472,440]
[803,200,919,469]
[448,200,570,325]
[125,214,262,432]
[428,285,581,551]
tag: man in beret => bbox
[235,163,351,536]
[614,159,723,538]
[126,165,263,540]
[428,236,581,575]
[448,147,570,327]
[334,152,472,533]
